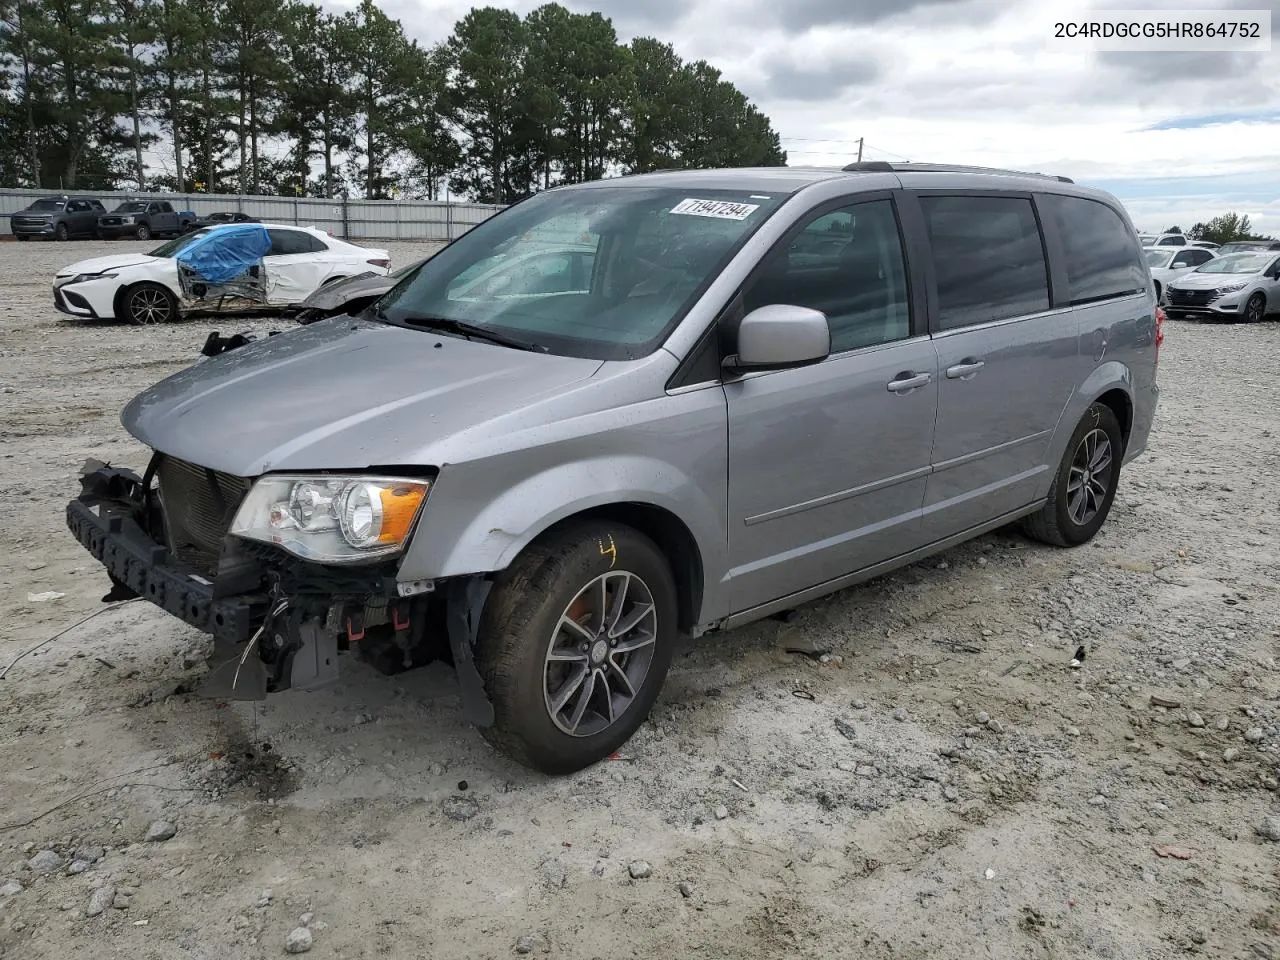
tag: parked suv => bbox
[65,163,1161,774]
[10,196,106,240]
[98,200,192,240]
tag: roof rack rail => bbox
[841,161,1073,184]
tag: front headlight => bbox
[1215,282,1247,293]
[69,272,117,284]
[229,474,431,563]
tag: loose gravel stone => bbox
[74,847,104,864]
[442,797,479,821]
[284,926,314,954]
[892,707,908,721]
[628,860,652,879]
[1223,748,1241,763]
[714,805,728,820]
[1215,717,1231,731]
[27,850,62,874]
[678,881,695,898]
[0,881,23,897]
[1257,815,1280,842]
[1187,712,1205,728]
[514,934,546,954]
[1244,728,1265,744]
[538,858,567,889]
[86,885,115,918]
[145,820,176,842]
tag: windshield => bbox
[115,201,149,213]
[1193,253,1272,274]
[1144,249,1174,267]
[149,229,210,258]
[27,199,65,212]
[208,212,235,221]
[374,186,787,360]
[1137,234,1157,244]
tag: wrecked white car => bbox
[52,223,391,325]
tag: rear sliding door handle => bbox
[887,372,932,393]
[945,359,985,379]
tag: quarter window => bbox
[1042,194,1147,304]
[920,195,1050,329]
[742,199,911,353]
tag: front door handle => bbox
[887,372,932,394]
[945,359,985,379]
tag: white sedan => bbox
[52,223,391,325]
[1144,245,1216,302]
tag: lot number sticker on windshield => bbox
[670,198,760,220]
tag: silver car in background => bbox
[1165,251,1280,322]
[66,162,1161,773]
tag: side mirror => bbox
[725,304,830,371]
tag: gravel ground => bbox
[1,237,1278,960]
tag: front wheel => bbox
[122,282,178,325]
[1245,292,1266,323]
[476,521,678,774]
[134,224,151,241]
[1022,402,1123,547]
[55,223,69,241]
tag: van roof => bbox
[567,163,1117,200]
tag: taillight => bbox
[367,258,390,268]
[1155,306,1165,359]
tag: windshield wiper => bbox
[382,311,548,353]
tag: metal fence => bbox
[0,187,504,242]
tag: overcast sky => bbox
[328,0,1280,235]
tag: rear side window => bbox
[1042,195,1147,304]
[919,195,1050,330]
[268,229,317,256]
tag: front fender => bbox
[399,454,726,592]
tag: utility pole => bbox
[856,138,864,162]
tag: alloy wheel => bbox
[1246,293,1265,323]
[543,570,658,737]
[1066,428,1113,526]
[129,288,172,324]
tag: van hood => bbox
[1169,271,1261,290]
[122,316,604,476]
[56,253,161,278]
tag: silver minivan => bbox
[67,163,1162,773]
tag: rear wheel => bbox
[1245,292,1266,323]
[122,283,177,325]
[1022,402,1123,547]
[476,521,678,774]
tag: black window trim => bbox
[711,189,925,374]
[900,188,1059,335]
[1038,191,1148,307]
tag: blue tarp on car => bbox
[175,224,271,283]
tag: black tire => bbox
[1022,402,1124,547]
[476,521,678,774]
[15,235,29,242]
[1153,280,1162,302]
[121,282,178,325]
[54,222,69,241]
[134,223,151,241]
[1245,292,1266,323]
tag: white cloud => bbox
[322,0,1280,232]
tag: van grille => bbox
[155,455,252,573]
